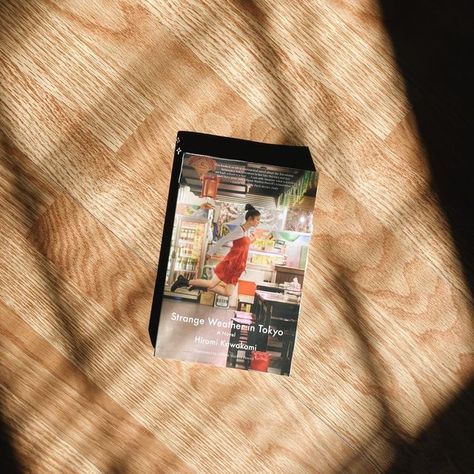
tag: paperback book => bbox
[149,131,318,376]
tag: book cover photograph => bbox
[149,132,319,376]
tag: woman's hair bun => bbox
[244,203,261,221]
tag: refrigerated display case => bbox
[164,214,211,300]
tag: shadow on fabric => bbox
[379,1,474,471]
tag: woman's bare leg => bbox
[188,274,221,289]
[188,275,235,297]
[208,282,235,297]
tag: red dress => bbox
[214,227,251,285]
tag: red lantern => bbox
[201,171,220,198]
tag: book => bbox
[149,131,319,376]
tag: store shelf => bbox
[221,243,283,254]
[248,249,284,256]
[247,263,274,271]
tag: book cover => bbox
[149,131,319,376]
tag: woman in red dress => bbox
[171,204,262,297]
